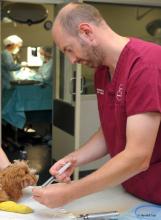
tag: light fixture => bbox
[3,3,48,25]
[146,19,161,36]
[44,20,53,31]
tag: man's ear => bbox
[78,23,94,42]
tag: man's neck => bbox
[105,36,130,80]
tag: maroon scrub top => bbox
[95,38,161,204]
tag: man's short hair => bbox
[57,2,104,36]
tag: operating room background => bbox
[1,2,55,184]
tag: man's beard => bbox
[89,45,105,68]
[79,39,105,68]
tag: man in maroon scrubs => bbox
[33,2,161,208]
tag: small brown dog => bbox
[0,160,37,202]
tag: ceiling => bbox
[1,0,71,4]
[85,0,161,7]
[2,0,161,6]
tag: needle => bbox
[41,162,71,187]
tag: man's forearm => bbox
[67,128,108,166]
[69,148,148,200]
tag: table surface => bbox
[0,185,158,220]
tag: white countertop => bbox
[0,185,156,220]
[65,185,142,215]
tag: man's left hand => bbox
[32,183,73,208]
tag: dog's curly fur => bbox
[0,161,37,202]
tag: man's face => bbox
[53,25,104,69]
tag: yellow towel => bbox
[0,201,33,214]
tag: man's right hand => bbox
[49,156,77,183]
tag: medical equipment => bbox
[77,211,119,219]
[41,162,71,187]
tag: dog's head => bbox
[0,160,38,201]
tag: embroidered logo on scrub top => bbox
[116,84,124,101]
[96,88,104,95]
